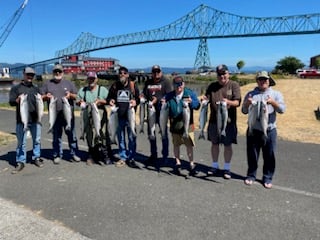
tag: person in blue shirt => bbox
[164,76,200,176]
[242,71,286,189]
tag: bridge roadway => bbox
[0,108,319,240]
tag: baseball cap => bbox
[256,71,276,86]
[216,64,228,75]
[173,76,184,87]
[53,64,63,72]
[119,66,128,73]
[87,71,97,79]
[152,65,161,72]
[24,67,35,75]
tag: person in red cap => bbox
[203,64,241,179]
[76,71,112,165]
[142,65,173,169]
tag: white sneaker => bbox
[53,157,61,164]
[72,155,81,162]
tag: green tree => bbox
[236,60,245,73]
[274,56,305,74]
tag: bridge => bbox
[11,4,320,74]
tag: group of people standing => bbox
[9,63,286,189]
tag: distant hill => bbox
[0,63,25,68]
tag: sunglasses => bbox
[26,73,35,77]
[152,70,161,74]
[257,78,269,81]
[54,70,62,74]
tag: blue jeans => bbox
[52,111,78,158]
[246,128,277,183]
[16,122,41,163]
[117,117,136,160]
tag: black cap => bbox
[216,64,228,75]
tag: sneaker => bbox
[97,161,106,166]
[11,162,25,174]
[71,155,81,162]
[126,159,138,168]
[207,167,219,176]
[223,170,231,179]
[53,157,61,165]
[115,159,126,167]
[34,158,44,168]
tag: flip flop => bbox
[264,182,273,189]
[244,179,254,185]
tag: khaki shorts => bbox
[172,132,195,147]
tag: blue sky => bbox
[1,0,320,70]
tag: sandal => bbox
[115,159,126,167]
[244,178,254,186]
[264,182,272,189]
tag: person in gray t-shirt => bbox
[41,64,80,164]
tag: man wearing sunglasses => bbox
[9,67,44,173]
[142,65,173,169]
[41,64,80,164]
[204,64,241,179]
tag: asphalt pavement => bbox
[0,108,319,240]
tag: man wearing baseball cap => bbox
[77,71,112,165]
[203,64,241,179]
[142,65,173,169]
[41,64,81,164]
[9,67,44,173]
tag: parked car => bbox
[298,69,320,78]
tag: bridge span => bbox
[10,4,320,75]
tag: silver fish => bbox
[198,99,208,139]
[90,102,101,137]
[248,100,268,138]
[108,105,118,145]
[182,101,190,138]
[147,102,156,140]
[35,93,44,124]
[48,97,57,133]
[20,93,28,132]
[216,101,228,138]
[139,96,146,134]
[159,101,169,139]
[80,106,89,140]
[62,97,72,131]
[128,104,136,137]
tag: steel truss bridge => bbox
[12,4,320,73]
